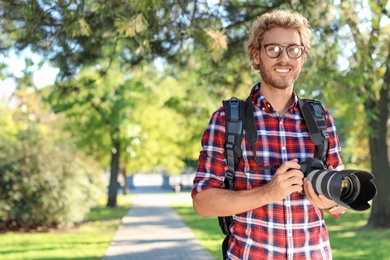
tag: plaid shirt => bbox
[192,84,342,260]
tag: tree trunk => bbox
[366,67,390,228]
[120,164,129,195]
[107,139,120,207]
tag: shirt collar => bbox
[251,83,299,113]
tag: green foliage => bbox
[45,59,144,163]
[0,93,104,231]
[310,1,390,227]
[128,70,201,174]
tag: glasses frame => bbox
[261,43,305,59]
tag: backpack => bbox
[218,85,329,259]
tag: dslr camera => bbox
[300,158,377,211]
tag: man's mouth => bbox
[275,68,291,73]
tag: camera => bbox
[300,158,377,211]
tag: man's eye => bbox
[292,47,299,53]
[273,46,281,52]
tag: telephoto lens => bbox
[300,158,377,211]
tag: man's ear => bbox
[253,50,260,64]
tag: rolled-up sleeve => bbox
[191,108,228,199]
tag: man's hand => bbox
[303,165,337,209]
[263,159,304,202]
[303,178,337,209]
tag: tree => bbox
[2,0,259,206]
[0,0,204,207]
[337,0,390,228]
[45,59,149,207]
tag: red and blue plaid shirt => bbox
[192,84,342,260]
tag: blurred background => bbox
[0,0,389,259]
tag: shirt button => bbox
[282,146,286,151]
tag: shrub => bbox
[0,126,104,231]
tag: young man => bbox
[192,10,346,259]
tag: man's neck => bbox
[260,83,293,116]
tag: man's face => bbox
[254,27,305,90]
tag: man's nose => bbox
[277,48,290,60]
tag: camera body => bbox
[299,158,377,211]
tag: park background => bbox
[0,0,389,259]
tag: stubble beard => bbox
[259,60,301,90]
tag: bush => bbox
[0,126,104,231]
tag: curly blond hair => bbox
[246,9,311,72]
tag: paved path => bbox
[102,186,215,260]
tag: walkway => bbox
[102,185,214,260]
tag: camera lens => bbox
[301,157,376,211]
[340,175,360,204]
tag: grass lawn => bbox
[326,210,390,259]
[0,194,132,260]
[170,193,390,260]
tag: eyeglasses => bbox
[262,43,305,59]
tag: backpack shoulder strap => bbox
[218,97,244,239]
[218,86,259,240]
[221,84,259,191]
[222,97,245,190]
[298,98,329,163]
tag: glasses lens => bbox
[265,44,282,58]
[287,45,304,59]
